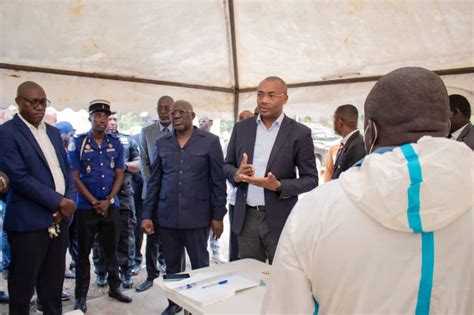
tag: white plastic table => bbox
[155,258,270,314]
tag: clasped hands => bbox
[234,153,282,191]
[92,200,110,217]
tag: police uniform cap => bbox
[88,99,112,115]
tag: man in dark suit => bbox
[224,76,318,264]
[142,100,227,315]
[136,95,173,292]
[331,104,366,179]
[449,94,473,150]
[0,81,76,315]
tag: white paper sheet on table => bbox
[165,271,259,306]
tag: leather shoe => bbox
[131,265,140,276]
[74,297,87,313]
[61,290,71,301]
[109,289,132,303]
[122,273,133,289]
[96,274,108,287]
[0,290,8,303]
[161,304,183,315]
[135,279,153,292]
[159,263,167,274]
[64,270,76,279]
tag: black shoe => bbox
[131,265,140,276]
[61,290,71,301]
[108,289,132,303]
[159,263,167,274]
[161,304,183,315]
[36,302,43,313]
[64,270,76,279]
[135,279,153,292]
[96,274,108,287]
[122,273,133,289]
[74,297,87,313]
[0,290,8,303]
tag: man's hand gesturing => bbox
[234,153,254,183]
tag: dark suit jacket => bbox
[139,122,167,199]
[224,115,318,242]
[0,115,75,232]
[332,131,366,179]
[457,123,474,150]
[142,127,227,229]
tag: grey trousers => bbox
[238,206,278,264]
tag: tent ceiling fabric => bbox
[0,68,234,118]
[1,0,233,88]
[1,0,472,113]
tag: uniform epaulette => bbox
[73,133,87,139]
[107,132,120,140]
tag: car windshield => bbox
[309,126,340,142]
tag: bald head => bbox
[198,115,213,131]
[173,100,193,112]
[17,81,44,98]
[158,95,173,106]
[238,110,253,121]
[364,67,450,148]
[171,100,195,134]
[261,76,288,94]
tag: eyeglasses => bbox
[256,92,287,100]
[171,109,193,117]
[19,96,51,108]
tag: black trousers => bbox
[228,204,240,262]
[144,232,163,280]
[67,214,79,266]
[8,222,67,315]
[75,208,121,298]
[132,173,144,268]
[93,209,136,275]
[133,196,143,267]
[159,227,209,274]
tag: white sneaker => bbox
[211,253,227,264]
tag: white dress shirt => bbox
[18,115,65,195]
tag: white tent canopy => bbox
[1,0,472,119]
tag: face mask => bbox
[364,121,378,154]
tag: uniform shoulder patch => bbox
[68,141,76,152]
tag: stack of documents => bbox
[165,271,259,306]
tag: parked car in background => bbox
[304,123,341,176]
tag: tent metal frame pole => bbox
[238,67,474,93]
[0,63,233,93]
[228,0,240,122]
[2,63,472,101]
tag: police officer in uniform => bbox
[69,100,132,313]
[92,112,140,288]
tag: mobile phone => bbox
[163,273,191,281]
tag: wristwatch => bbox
[109,196,115,205]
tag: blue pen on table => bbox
[201,279,228,289]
